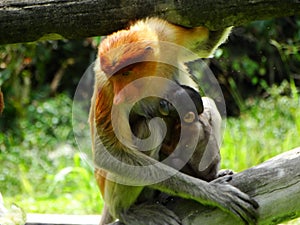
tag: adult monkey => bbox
[90,18,258,225]
[104,85,234,225]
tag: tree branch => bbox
[0,0,299,44]
[162,147,300,225]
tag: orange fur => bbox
[95,17,228,106]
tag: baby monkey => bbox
[130,84,223,182]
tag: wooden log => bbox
[164,147,300,225]
[0,0,300,44]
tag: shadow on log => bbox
[161,147,300,225]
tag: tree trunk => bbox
[0,0,299,44]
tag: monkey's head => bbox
[98,28,160,104]
[159,85,204,124]
[131,85,203,125]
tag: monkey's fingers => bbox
[211,176,259,208]
[209,182,259,225]
[216,169,235,178]
[226,188,259,224]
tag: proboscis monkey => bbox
[90,17,258,225]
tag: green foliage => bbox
[0,39,100,214]
[1,95,70,194]
[221,80,300,172]
[0,94,101,214]
[0,39,96,131]
[213,17,300,115]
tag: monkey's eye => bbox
[145,46,153,51]
[159,100,170,116]
[183,112,196,123]
[122,71,132,76]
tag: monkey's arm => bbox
[186,97,222,181]
[93,125,258,224]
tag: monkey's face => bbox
[99,32,160,105]
[108,61,158,105]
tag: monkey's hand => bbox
[217,169,234,178]
[153,170,258,225]
[207,176,259,224]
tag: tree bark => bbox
[0,0,299,44]
[162,147,300,225]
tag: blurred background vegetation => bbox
[0,16,300,223]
